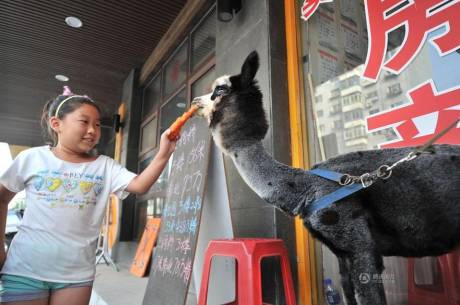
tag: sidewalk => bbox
[90,264,149,305]
[90,242,148,305]
[89,242,198,305]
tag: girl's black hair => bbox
[40,95,101,146]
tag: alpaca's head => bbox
[192,51,268,153]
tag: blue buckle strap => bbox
[304,169,365,217]
[309,168,344,183]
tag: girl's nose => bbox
[87,125,97,134]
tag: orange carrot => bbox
[167,105,199,140]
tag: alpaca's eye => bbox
[211,85,230,100]
[215,85,229,96]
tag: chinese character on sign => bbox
[367,81,460,148]
[301,0,334,21]
[363,0,460,80]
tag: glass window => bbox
[147,197,165,218]
[333,120,342,129]
[164,41,188,98]
[365,91,378,103]
[330,88,340,99]
[136,5,216,247]
[138,147,172,194]
[140,115,157,154]
[192,67,216,98]
[330,104,342,114]
[134,201,147,240]
[191,9,216,71]
[319,124,326,134]
[138,150,154,173]
[387,83,402,97]
[340,75,360,89]
[143,73,161,119]
[297,0,460,302]
[159,89,187,135]
[342,93,362,106]
[150,149,172,195]
[369,108,380,115]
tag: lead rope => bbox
[338,117,460,188]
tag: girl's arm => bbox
[0,185,16,266]
[125,130,178,195]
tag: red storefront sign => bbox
[300,0,333,21]
[363,0,460,81]
[367,81,460,148]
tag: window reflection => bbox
[297,0,460,303]
[191,9,216,71]
[143,74,161,119]
[147,197,165,218]
[159,89,187,135]
[140,115,157,153]
[192,67,216,98]
[135,4,216,253]
[164,42,188,98]
[311,47,433,156]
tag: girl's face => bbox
[53,104,101,154]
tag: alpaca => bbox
[192,51,460,305]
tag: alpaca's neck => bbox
[228,141,310,215]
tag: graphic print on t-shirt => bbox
[32,169,105,209]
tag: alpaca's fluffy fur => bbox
[192,51,460,305]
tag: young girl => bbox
[0,87,179,305]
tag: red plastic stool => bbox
[408,249,460,305]
[198,238,297,305]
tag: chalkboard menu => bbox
[142,117,211,305]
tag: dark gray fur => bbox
[194,51,460,305]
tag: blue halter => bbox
[303,119,460,217]
[304,169,365,217]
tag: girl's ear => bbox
[49,116,61,132]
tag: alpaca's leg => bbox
[338,257,358,305]
[349,251,387,305]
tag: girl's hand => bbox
[158,129,179,159]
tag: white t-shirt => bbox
[0,146,137,282]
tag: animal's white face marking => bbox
[192,75,232,124]
[191,99,226,152]
[214,75,231,88]
[193,92,214,124]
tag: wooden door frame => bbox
[284,1,319,304]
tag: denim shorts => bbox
[0,274,93,302]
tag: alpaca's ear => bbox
[240,51,259,88]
